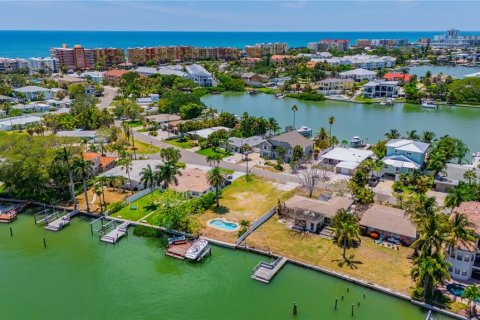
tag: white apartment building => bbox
[27,57,59,74]
[339,68,376,82]
[314,54,396,70]
[0,58,28,73]
[186,64,217,87]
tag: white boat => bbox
[275,93,284,99]
[379,98,393,106]
[421,99,437,109]
[185,239,211,261]
[350,136,365,148]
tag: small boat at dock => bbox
[275,93,284,99]
[379,98,393,106]
[165,238,211,262]
[248,89,259,95]
[421,99,438,109]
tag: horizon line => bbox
[1,29,478,33]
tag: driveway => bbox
[98,86,118,110]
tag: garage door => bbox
[340,167,349,175]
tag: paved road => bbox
[131,130,302,184]
[98,86,118,110]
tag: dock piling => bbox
[10,226,13,237]
[351,304,354,316]
[43,237,46,248]
[347,287,349,293]
[292,302,297,315]
[358,301,360,307]
[342,295,344,301]
[334,298,338,310]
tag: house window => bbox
[406,152,412,157]
[263,145,267,150]
[457,253,463,260]
[464,254,471,262]
[461,270,468,277]
[448,266,453,272]
[455,268,460,275]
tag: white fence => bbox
[125,187,158,204]
[236,206,277,245]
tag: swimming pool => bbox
[207,219,239,232]
[447,283,466,297]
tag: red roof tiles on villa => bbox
[453,201,480,233]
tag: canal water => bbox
[0,211,445,320]
[202,92,480,153]
[409,65,480,79]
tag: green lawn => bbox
[127,120,144,128]
[110,189,164,221]
[164,138,196,149]
[129,140,160,155]
[196,147,232,158]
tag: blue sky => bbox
[1,1,479,31]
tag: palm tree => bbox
[446,212,475,255]
[159,147,181,164]
[385,129,400,140]
[328,116,335,137]
[332,209,361,261]
[140,164,156,192]
[291,105,298,128]
[445,188,466,212]
[117,156,133,194]
[207,166,227,208]
[207,154,222,167]
[155,162,181,189]
[421,131,436,143]
[94,183,104,213]
[315,127,329,141]
[72,158,94,212]
[411,253,451,302]
[405,130,420,141]
[52,147,78,210]
[267,117,280,135]
[464,169,477,185]
[462,284,480,317]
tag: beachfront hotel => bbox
[50,44,125,70]
[244,42,289,58]
[127,46,242,65]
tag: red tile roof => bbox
[104,69,129,77]
[453,202,480,234]
[100,156,116,167]
[384,73,412,82]
[83,152,101,161]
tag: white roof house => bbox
[339,68,376,81]
[385,139,430,153]
[187,126,230,139]
[320,147,373,174]
[13,86,53,101]
[134,66,187,77]
[0,115,43,130]
[100,160,164,190]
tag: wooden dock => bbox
[252,257,288,284]
[165,241,193,260]
[100,221,129,244]
[45,215,70,231]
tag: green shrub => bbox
[109,201,126,214]
[133,225,161,238]
[149,131,158,136]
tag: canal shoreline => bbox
[0,197,465,320]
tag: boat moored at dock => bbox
[165,237,211,262]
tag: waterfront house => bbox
[100,160,164,190]
[317,78,354,95]
[258,130,313,163]
[103,69,129,86]
[282,195,353,233]
[0,95,17,104]
[11,102,52,113]
[171,168,216,197]
[447,202,480,281]
[186,126,230,140]
[359,204,417,245]
[363,80,399,98]
[383,73,412,82]
[185,64,217,87]
[339,68,376,82]
[320,147,373,175]
[227,136,265,153]
[13,86,52,101]
[145,113,180,125]
[381,139,430,178]
[83,152,117,175]
[435,162,480,192]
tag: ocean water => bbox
[1,30,480,58]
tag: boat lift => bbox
[90,217,129,244]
